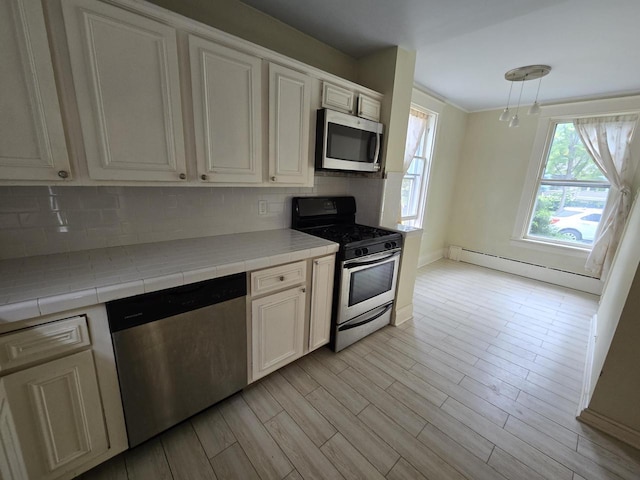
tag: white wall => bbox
[587,192,640,409]
[144,0,357,81]
[411,90,468,265]
[356,47,417,229]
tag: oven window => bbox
[349,262,394,306]
[327,123,374,163]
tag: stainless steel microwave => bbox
[316,109,384,172]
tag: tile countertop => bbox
[0,229,339,324]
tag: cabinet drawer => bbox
[251,261,307,296]
[0,316,90,372]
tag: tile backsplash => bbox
[0,176,384,259]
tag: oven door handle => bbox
[344,250,400,269]
[338,303,393,332]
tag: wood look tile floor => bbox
[82,260,640,480]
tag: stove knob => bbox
[392,241,398,248]
[362,247,369,255]
[384,242,392,249]
[355,249,362,257]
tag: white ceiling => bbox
[240,0,640,111]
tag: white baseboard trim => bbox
[458,249,603,295]
[578,314,597,414]
[393,303,413,326]
[418,248,446,267]
[578,408,640,450]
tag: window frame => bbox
[401,106,437,227]
[512,96,640,255]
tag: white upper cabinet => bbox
[62,0,187,182]
[0,0,71,181]
[321,82,354,114]
[269,63,311,185]
[357,94,382,122]
[189,36,263,184]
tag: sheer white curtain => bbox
[403,108,429,173]
[574,114,638,277]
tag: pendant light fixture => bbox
[509,80,525,128]
[499,65,551,127]
[499,81,514,122]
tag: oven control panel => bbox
[345,237,402,260]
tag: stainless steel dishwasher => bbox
[106,273,247,447]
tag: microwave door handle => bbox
[367,134,376,162]
[373,130,381,166]
[338,303,393,331]
[345,250,400,269]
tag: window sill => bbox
[510,237,591,258]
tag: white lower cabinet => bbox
[251,286,306,381]
[0,350,108,480]
[309,255,335,351]
[0,383,27,480]
[249,255,335,382]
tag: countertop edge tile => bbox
[0,300,41,323]
[245,257,272,271]
[182,266,218,285]
[143,273,185,294]
[288,249,311,263]
[215,261,246,278]
[38,289,100,316]
[97,281,145,304]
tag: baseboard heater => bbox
[448,246,603,295]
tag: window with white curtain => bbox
[401,107,436,227]
[525,120,611,247]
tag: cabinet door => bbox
[0,382,27,480]
[252,287,306,381]
[309,255,335,351]
[190,36,262,184]
[269,63,311,185]
[321,82,354,114]
[357,94,381,122]
[3,350,108,480]
[62,0,187,182]
[0,0,71,181]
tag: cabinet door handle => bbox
[271,176,277,182]
[57,170,69,179]
[301,287,306,293]
[179,173,186,180]
[201,174,208,181]
[279,276,285,281]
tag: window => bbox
[525,121,610,247]
[401,107,436,227]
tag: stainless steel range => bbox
[292,196,402,351]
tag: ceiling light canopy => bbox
[499,65,551,127]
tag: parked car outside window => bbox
[550,207,602,242]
